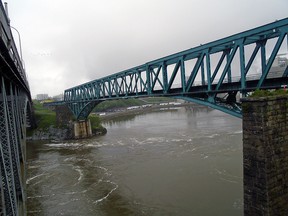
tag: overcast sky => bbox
[4,0,288,98]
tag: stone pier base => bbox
[242,95,288,215]
[74,119,92,139]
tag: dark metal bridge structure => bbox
[64,18,288,120]
[0,1,33,215]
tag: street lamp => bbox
[10,25,23,65]
[5,2,24,66]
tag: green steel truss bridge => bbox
[0,1,33,215]
[64,18,288,120]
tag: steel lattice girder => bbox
[0,77,27,216]
[0,78,18,215]
[64,18,288,119]
[0,2,30,215]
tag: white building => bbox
[36,94,49,101]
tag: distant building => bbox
[52,93,64,101]
[271,55,288,68]
[268,54,288,78]
[36,94,49,101]
[127,106,140,110]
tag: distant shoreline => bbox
[97,103,205,121]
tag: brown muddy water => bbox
[27,106,243,216]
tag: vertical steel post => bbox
[239,43,246,92]
[260,40,267,75]
[162,62,168,94]
[258,33,286,88]
[146,65,151,95]
[205,51,211,92]
[227,49,232,83]
[180,57,186,93]
[201,59,205,86]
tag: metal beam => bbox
[64,18,288,120]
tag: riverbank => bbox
[98,102,204,121]
[27,99,197,141]
[27,101,106,141]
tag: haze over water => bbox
[26,106,243,215]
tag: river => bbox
[26,105,243,216]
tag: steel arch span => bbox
[64,18,288,120]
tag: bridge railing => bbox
[0,1,29,93]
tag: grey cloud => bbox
[5,0,288,97]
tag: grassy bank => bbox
[89,114,105,131]
[33,101,57,129]
[250,89,288,98]
[29,101,105,135]
[29,97,176,137]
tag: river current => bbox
[26,106,243,216]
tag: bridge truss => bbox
[64,18,288,120]
[0,1,33,215]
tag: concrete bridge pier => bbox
[54,104,95,139]
[242,95,288,215]
[74,119,92,139]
